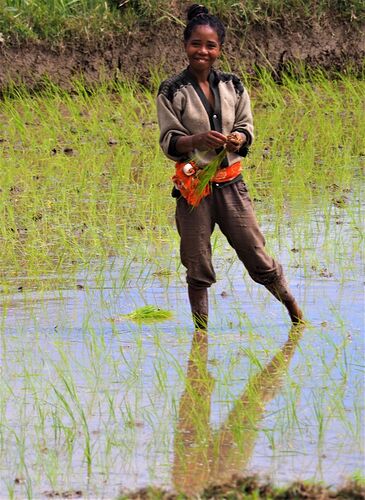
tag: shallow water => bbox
[0,198,364,499]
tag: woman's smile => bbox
[185,25,221,75]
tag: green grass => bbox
[0,0,121,41]
[205,0,365,25]
[0,70,363,291]
[0,0,363,42]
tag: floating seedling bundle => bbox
[114,305,173,323]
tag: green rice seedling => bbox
[351,470,365,485]
[195,148,228,195]
[48,351,94,475]
[5,482,16,500]
[0,73,363,287]
[116,305,173,323]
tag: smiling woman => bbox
[156,3,304,332]
[184,24,221,109]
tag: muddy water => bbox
[0,199,363,498]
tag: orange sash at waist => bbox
[173,160,242,207]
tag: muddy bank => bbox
[120,475,365,499]
[0,14,364,91]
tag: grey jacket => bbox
[156,67,254,167]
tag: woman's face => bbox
[184,24,221,73]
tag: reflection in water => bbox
[173,327,304,496]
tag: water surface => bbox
[0,199,363,498]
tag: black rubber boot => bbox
[188,285,209,331]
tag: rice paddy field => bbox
[0,71,364,498]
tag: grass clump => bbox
[116,305,173,323]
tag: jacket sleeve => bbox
[233,86,254,156]
[156,92,190,162]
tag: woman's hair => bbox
[183,4,226,45]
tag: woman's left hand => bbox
[226,132,246,152]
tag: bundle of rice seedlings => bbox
[195,148,227,195]
[115,305,173,323]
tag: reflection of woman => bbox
[172,327,304,495]
[157,4,303,331]
[172,330,214,494]
[211,328,303,484]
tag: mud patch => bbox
[43,491,83,499]
[120,475,365,499]
[0,15,363,91]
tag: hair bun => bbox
[186,4,209,21]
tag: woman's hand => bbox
[225,132,246,152]
[176,131,246,154]
[192,131,227,150]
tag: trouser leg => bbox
[265,275,295,302]
[215,181,302,323]
[175,196,216,329]
[188,285,209,331]
[215,181,282,286]
[265,276,303,323]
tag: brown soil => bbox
[0,15,364,91]
[120,475,365,499]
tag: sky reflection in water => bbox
[1,203,363,498]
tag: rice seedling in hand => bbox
[195,148,228,195]
[183,132,246,207]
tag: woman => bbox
[156,4,303,331]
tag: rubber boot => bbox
[188,285,208,331]
[265,278,303,324]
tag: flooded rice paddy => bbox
[0,75,364,497]
[1,195,363,498]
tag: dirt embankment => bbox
[0,15,364,91]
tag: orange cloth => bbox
[173,160,242,207]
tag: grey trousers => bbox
[175,180,293,301]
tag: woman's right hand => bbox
[192,131,227,150]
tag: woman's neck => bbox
[188,65,211,83]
